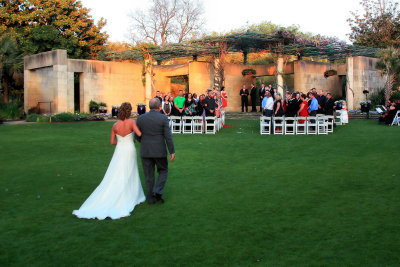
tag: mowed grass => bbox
[0,120,399,266]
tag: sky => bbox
[80,0,365,44]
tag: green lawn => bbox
[0,120,399,266]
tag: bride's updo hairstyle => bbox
[118,102,132,120]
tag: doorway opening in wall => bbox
[339,75,347,99]
[170,75,189,96]
[256,74,294,92]
[74,73,81,112]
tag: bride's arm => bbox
[132,120,142,137]
[110,125,117,145]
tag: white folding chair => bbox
[334,111,342,126]
[260,116,272,135]
[325,115,334,133]
[391,110,400,126]
[192,116,204,134]
[182,116,193,134]
[170,116,182,134]
[273,116,284,135]
[205,116,217,134]
[317,115,327,135]
[284,117,296,135]
[295,117,307,135]
[307,116,317,135]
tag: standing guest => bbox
[214,91,222,117]
[274,94,284,117]
[221,87,228,108]
[161,95,172,116]
[193,93,199,103]
[297,93,309,123]
[259,83,266,112]
[317,89,327,114]
[196,94,206,116]
[204,90,217,116]
[155,91,163,102]
[239,85,249,112]
[169,96,176,115]
[308,92,319,116]
[272,88,278,99]
[285,93,298,117]
[324,93,335,115]
[250,83,258,112]
[262,91,274,117]
[341,101,349,124]
[283,90,291,113]
[184,93,196,116]
[173,90,185,116]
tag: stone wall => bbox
[346,56,386,110]
[293,61,345,97]
[24,50,385,114]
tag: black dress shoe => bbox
[147,196,156,204]
[154,194,165,204]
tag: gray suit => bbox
[136,110,175,197]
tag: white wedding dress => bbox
[73,133,145,220]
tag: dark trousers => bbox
[309,110,317,116]
[141,157,168,196]
[251,97,257,111]
[241,98,248,112]
[263,109,273,117]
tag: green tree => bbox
[0,0,108,59]
[0,35,23,103]
[348,0,400,48]
[376,47,400,103]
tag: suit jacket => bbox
[136,110,175,158]
[250,87,258,98]
[240,89,249,99]
[259,87,266,99]
[324,98,335,115]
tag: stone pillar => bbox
[53,64,69,114]
[144,59,153,104]
[277,55,284,96]
[346,57,355,110]
[66,72,74,112]
[24,70,31,113]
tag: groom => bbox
[136,98,175,204]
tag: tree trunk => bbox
[386,73,395,104]
[2,80,8,103]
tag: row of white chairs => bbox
[391,110,400,126]
[169,113,225,134]
[260,115,335,135]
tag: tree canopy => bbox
[129,0,204,46]
[0,0,108,59]
[348,0,400,48]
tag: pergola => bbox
[108,31,379,63]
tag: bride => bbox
[73,102,146,220]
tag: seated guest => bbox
[204,90,217,117]
[324,93,335,115]
[173,90,186,116]
[297,93,309,123]
[262,91,274,117]
[285,93,298,117]
[308,93,319,116]
[184,93,197,116]
[161,95,172,116]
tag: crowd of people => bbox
[154,87,228,118]
[255,85,336,118]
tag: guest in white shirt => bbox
[262,91,274,117]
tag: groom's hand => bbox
[169,153,176,162]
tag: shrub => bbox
[390,90,400,101]
[369,88,385,107]
[51,112,75,122]
[0,101,23,120]
[26,114,50,122]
